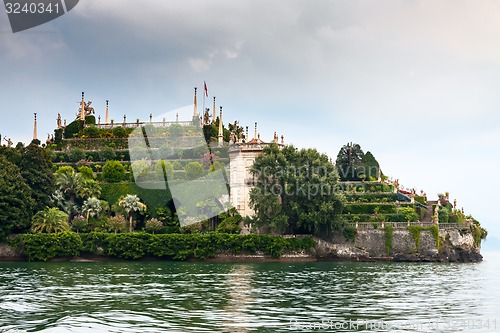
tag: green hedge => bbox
[344,193,398,203]
[343,203,398,215]
[16,232,82,261]
[100,182,174,213]
[15,232,316,261]
[343,213,418,223]
[336,182,394,193]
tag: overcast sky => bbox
[1,0,500,240]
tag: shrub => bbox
[102,160,126,182]
[112,126,128,138]
[185,161,205,180]
[108,216,127,233]
[67,148,86,163]
[71,216,87,233]
[145,218,164,234]
[17,232,82,261]
[82,126,101,138]
[216,216,242,234]
[343,225,357,242]
[99,147,116,162]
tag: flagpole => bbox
[202,84,206,125]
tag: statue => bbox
[203,108,210,125]
[274,131,278,143]
[57,113,62,128]
[3,137,12,148]
[84,101,95,115]
[77,101,95,119]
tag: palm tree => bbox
[55,169,84,204]
[118,195,147,232]
[77,179,102,199]
[32,207,70,233]
[82,197,102,221]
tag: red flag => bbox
[204,81,209,97]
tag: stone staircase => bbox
[422,200,437,222]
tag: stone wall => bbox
[314,227,482,262]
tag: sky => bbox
[1,0,500,241]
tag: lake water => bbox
[0,253,499,333]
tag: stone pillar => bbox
[105,100,109,124]
[212,96,216,124]
[33,113,38,141]
[218,106,224,147]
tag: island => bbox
[0,90,487,262]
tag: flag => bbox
[204,81,209,97]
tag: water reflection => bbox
[222,265,254,333]
[0,258,499,332]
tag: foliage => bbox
[145,218,164,234]
[71,216,87,233]
[64,119,84,139]
[385,225,393,255]
[361,151,381,180]
[16,232,82,261]
[82,197,102,220]
[102,160,126,182]
[397,206,419,222]
[77,179,101,199]
[67,148,86,163]
[31,207,70,233]
[99,147,117,161]
[65,232,317,260]
[428,225,440,251]
[249,143,344,237]
[343,225,357,242]
[184,161,205,180]
[407,225,422,252]
[118,194,147,232]
[335,143,382,181]
[438,206,450,223]
[55,167,84,204]
[0,156,34,239]
[343,193,398,203]
[471,224,487,247]
[107,215,127,233]
[19,144,56,214]
[78,166,95,180]
[216,215,242,234]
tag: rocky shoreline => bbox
[0,228,482,263]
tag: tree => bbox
[185,161,205,180]
[0,146,21,165]
[77,178,101,199]
[0,156,34,239]
[31,207,69,233]
[361,151,381,181]
[102,160,126,182]
[118,195,147,232]
[82,197,102,221]
[335,143,365,181]
[19,144,56,214]
[55,168,84,205]
[249,143,345,236]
